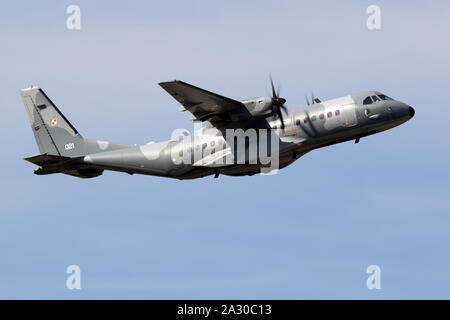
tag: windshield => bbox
[378,94,393,101]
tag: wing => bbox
[159,80,264,129]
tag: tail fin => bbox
[20,86,84,157]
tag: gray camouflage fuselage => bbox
[20,86,414,179]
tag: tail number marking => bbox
[65,143,75,150]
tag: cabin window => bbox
[371,95,380,102]
[319,113,324,120]
[311,115,317,121]
[179,150,183,157]
[210,141,215,147]
[295,119,301,126]
[363,96,373,105]
[327,112,332,118]
[335,110,340,116]
[202,143,207,149]
[303,118,309,124]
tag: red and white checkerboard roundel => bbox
[51,118,57,126]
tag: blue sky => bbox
[0,0,449,299]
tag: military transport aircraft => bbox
[20,79,414,179]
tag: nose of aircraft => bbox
[409,106,415,117]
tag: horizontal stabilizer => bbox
[25,153,101,178]
[24,154,71,166]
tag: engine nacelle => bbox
[241,97,274,119]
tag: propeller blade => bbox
[271,103,285,130]
[270,76,277,98]
[281,104,288,115]
[311,92,315,104]
[278,109,285,129]
[305,95,310,106]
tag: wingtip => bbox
[20,85,40,92]
[158,80,179,85]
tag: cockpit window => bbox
[363,96,373,105]
[378,94,393,101]
[371,95,380,102]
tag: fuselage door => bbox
[340,103,358,127]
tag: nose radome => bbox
[409,106,415,117]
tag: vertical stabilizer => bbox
[20,86,84,157]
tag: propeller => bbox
[269,76,288,129]
[305,91,321,106]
